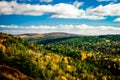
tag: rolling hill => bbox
[16,32,79,39]
[0,32,120,80]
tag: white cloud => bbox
[0,1,120,20]
[97,0,117,2]
[49,3,105,20]
[87,3,120,16]
[0,24,120,35]
[0,1,43,15]
[114,18,120,22]
[40,0,53,3]
[0,1,105,20]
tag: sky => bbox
[0,0,120,35]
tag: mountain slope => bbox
[0,32,120,80]
[0,65,32,80]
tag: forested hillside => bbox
[0,32,120,80]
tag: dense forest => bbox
[0,32,120,80]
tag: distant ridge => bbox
[16,32,79,39]
[44,32,79,37]
[20,33,40,36]
[15,32,120,39]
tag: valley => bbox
[0,32,120,80]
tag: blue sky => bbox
[0,0,120,35]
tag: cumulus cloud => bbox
[0,1,44,16]
[0,24,120,35]
[0,1,105,20]
[97,0,117,2]
[114,18,120,22]
[0,1,120,20]
[49,3,105,20]
[87,3,120,16]
[40,0,53,3]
